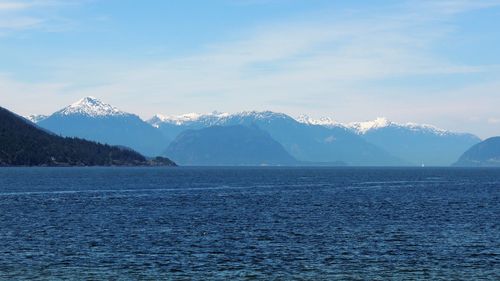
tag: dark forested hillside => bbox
[0,106,176,167]
[453,137,500,167]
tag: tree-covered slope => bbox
[0,106,175,167]
[454,137,500,167]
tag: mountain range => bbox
[0,106,175,167]
[153,111,405,166]
[336,117,478,166]
[29,96,485,166]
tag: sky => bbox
[0,0,499,138]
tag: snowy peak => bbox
[347,117,450,135]
[348,117,392,134]
[26,114,48,123]
[157,113,203,123]
[296,115,342,127]
[55,96,130,118]
[236,111,293,121]
[148,112,229,126]
[148,109,468,137]
[148,110,292,126]
[296,115,455,136]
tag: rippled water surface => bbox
[0,167,499,280]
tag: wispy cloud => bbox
[0,1,32,11]
[1,0,499,137]
[0,16,42,31]
[0,73,69,115]
[54,0,496,112]
[488,118,500,124]
[417,0,500,15]
[0,0,83,34]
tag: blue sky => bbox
[1,0,500,138]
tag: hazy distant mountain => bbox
[152,111,404,166]
[454,137,500,167]
[165,125,297,166]
[148,111,236,142]
[299,116,481,166]
[148,113,218,142]
[37,97,168,156]
[0,106,175,166]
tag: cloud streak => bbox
[0,1,32,11]
[0,0,499,138]
[0,0,84,34]
[417,0,500,15]
[58,1,495,110]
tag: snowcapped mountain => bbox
[346,117,453,136]
[149,111,230,127]
[0,106,166,166]
[348,118,480,166]
[149,113,203,126]
[296,116,455,136]
[348,117,393,133]
[36,97,168,156]
[149,111,292,127]
[297,116,480,165]
[151,111,404,166]
[152,112,480,166]
[296,115,342,127]
[29,98,481,166]
[54,96,129,118]
[148,111,299,146]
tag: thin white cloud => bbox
[0,16,42,30]
[0,1,39,33]
[0,73,70,116]
[1,0,499,137]
[418,0,500,15]
[0,1,32,11]
[0,0,84,33]
[59,4,490,103]
[488,118,500,124]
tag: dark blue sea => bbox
[0,167,499,280]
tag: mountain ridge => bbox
[29,97,476,140]
[36,97,168,156]
[0,106,176,167]
[150,110,479,166]
[150,111,476,138]
[152,110,405,166]
[454,137,500,167]
[28,97,482,166]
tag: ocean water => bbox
[0,167,499,280]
